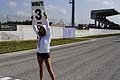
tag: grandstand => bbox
[90,9,120,30]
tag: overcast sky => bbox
[0,0,120,24]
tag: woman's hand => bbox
[31,16,33,20]
[43,12,48,19]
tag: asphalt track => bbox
[0,36,120,80]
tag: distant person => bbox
[32,12,56,80]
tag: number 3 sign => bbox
[31,0,45,25]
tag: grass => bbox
[0,33,120,54]
[0,40,37,53]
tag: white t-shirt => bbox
[33,19,51,53]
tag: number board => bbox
[32,0,45,25]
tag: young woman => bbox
[33,12,56,80]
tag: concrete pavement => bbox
[0,36,120,80]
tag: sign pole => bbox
[72,0,75,28]
[69,0,75,28]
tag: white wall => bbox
[0,25,120,41]
[0,26,23,41]
[51,27,63,39]
[18,25,36,40]
[0,25,64,41]
[75,28,120,37]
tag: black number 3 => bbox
[35,9,42,20]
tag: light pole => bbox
[69,0,75,28]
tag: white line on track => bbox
[0,75,21,80]
[0,77,12,80]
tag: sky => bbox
[0,0,120,24]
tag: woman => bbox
[33,12,56,80]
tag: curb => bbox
[0,37,111,59]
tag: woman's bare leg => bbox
[45,58,56,80]
[37,56,44,80]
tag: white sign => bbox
[31,0,45,25]
[63,28,75,38]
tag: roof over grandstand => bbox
[91,9,120,17]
